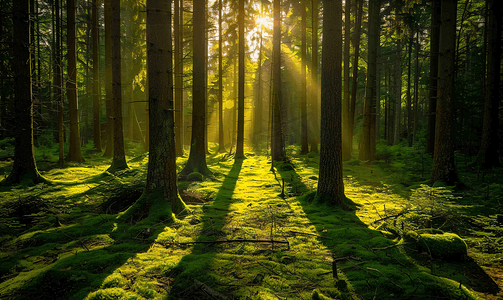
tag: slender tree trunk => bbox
[375,42,381,142]
[359,0,379,162]
[393,4,402,145]
[217,0,225,152]
[181,0,210,175]
[103,0,113,156]
[271,0,284,161]
[431,0,459,185]
[349,0,363,154]
[342,0,351,160]
[108,0,127,171]
[92,0,101,152]
[235,0,245,159]
[474,0,501,168]
[317,0,344,206]
[175,0,184,156]
[406,30,413,147]
[143,0,185,215]
[413,32,419,143]
[300,0,308,154]
[253,4,264,149]
[66,0,84,162]
[53,0,64,162]
[426,0,440,154]
[310,0,319,154]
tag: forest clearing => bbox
[0,143,502,299]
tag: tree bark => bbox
[317,0,344,205]
[413,32,419,144]
[474,0,501,169]
[431,0,459,185]
[393,3,402,145]
[235,0,245,159]
[342,0,351,161]
[92,0,101,152]
[65,0,84,162]
[310,0,319,154]
[359,0,379,162]
[218,0,225,153]
[5,0,43,185]
[349,0,363,154]
[271,0,284,161]
[406,30,413,147]
[103,0,113,156]
[144,0,185,215]
[108,0,127,171]
[426,0,440,155]
[181,0,210,175]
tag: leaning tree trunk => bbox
[66,0,84,162]
[317,0,345,206]
[474,0,501,169]
[5,0,44,185]
[181,0,210,175]
[143,0,185,215]
[431,0,459,185]
[108,0,127,171]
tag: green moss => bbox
[85,288,140,300]
[102,274,129,289]
[187,172,204,181]
[405,231,468,260]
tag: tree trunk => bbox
[407,30,413,147]
[218,0,225,152]
[235,0,245,159]
[92,0,101,152]
[317,0,344,206]
[310,0,319,154]
[393,4,402,145]
[300,0,308,154]
[103,0,113,156]
[271,0,284,161]
[342,0,351,160]
[431,0,459,185]
[413,32,419,144]
[426,0,440,155]
[253,4,264,149]
[474,0,501,169]
[6,0,43,185]
[108,0,127,171]
[175,0,184,155]
[359,0,379,162]
[143,0,185,216]
[66,0,84,162]
[349,0,363,154]
[181,0,210,175]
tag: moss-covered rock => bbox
[404,230,468,261]
[187,172,204,182]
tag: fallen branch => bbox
[193,279,228,300]
[370,242,409,251]
[286,230,334,240]
[156,239,289,247]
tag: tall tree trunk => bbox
[317,0,344,206]
[253,4,264,149]
[342,0,351,160]
[175,0,184,156]
[406,30,413,147]
[393,4,402,145]
[474,0,501,168]
[300,0,308,154]
[108,0,127,171]
[181,0,210,175]
[235,0,245,159]
[413,32,419,143]
[53,0,64,162]
[310,0,319,154]
[142,0,185,215]
[66,0,84,162]
[271,0,284,161]
[359,0,379,162]
[217,0,225,152]
[349,0,363,154]
[431,0,459,185]
[6,0,43,185]
[92,0,101,152]
[103,0,113,156]
[426,0,440,154]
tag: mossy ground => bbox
[0,141,501,299]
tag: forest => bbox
[0,0,502,299]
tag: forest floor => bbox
[0,141,502,299]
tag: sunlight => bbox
[255,16,273,31]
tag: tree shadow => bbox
[166,159,243,298]
[275,162,496,299]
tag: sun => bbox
[255,16,273,30]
